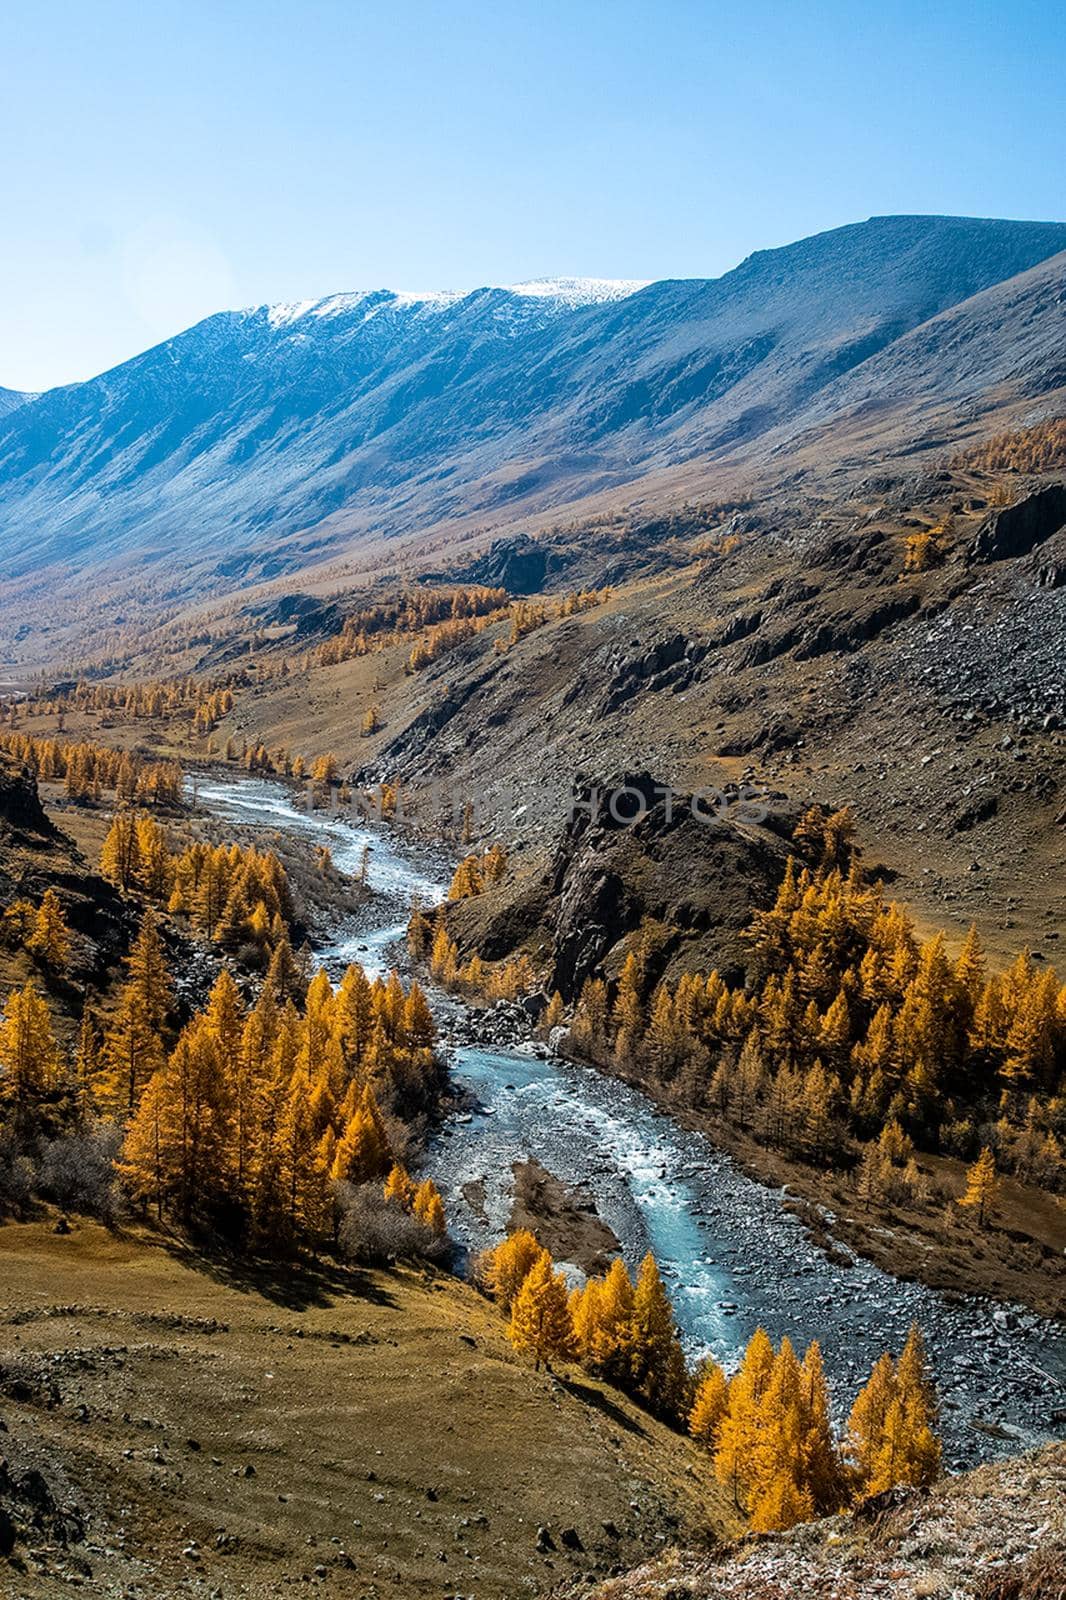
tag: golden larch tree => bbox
[27,889,72,972]
[958,1146,998,1226]
[509,1253,574,1372]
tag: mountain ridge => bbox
[2,213,1065,656]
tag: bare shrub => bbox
[0,1133,36,1215]
[976,1547,1066,1600]
[38,1122,123,1221]
[335,1182,449,1266]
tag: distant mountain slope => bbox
[776,245,1066,451]
[1,214,1065,620]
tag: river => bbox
[192,775,1065,1465]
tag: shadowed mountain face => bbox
[1,214,1065,607]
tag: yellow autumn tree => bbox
[330,1086,391,1184]
[478,1228,544,1308]
[689,1358,730,1448]
[0,981,60,1132]
[958,1146,998,1227]
[584,1256,635,1382]
[848,1325,940,1497]
[384,1163,416,1210]
[714,1325,775,1508]
[26,889,72,972]
[412,1177,446,1236]
[612,952,644,1067]
[509,1252,574,1371]
[125,909,174,1034]
[100,812,141,890]
[629,1252,687,1416]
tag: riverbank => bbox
[562,1046,1066,1325]
[189,776,1066,1469]
[509,1157,621,1275]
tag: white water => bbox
[193,776,1066,1464]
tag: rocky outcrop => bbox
[970,482,1066,561]
[569,1443,1066,1600]
[438,773,792,1002]
[432,532,574,595]
[0,756,61,845]
[546,773,791,999]
[0,754,137,983]
[596,635,708,716]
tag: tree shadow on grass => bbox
[556,1373,649,1437]
[128,1220,400,1312]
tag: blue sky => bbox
[1,0,1063,391]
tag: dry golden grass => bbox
[0,1219,734,1597]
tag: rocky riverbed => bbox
[194,777,1066,1471]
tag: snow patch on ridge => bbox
[504,276,650,306]
[262,278,648,329]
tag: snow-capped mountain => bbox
[0,387,28,419]
[1,216,1065,620]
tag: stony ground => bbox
[561,1444,1066,1600]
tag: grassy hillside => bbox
[0,1220,734,1596]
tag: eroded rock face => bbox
[439,773,793,1003]
[546,773,791,1000]
[0,754,141,983]
[552,858,634,1001]
[970,483,1066,561]
[0,756,60,844]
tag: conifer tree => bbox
[26,888,72,972]
[0,981,60,1131]
[407,905,432,960]
[612,952,645,1066]
[629,1252,686,1416]
[509,1253,574,1371]
[330,1086,391,1184]
[169,1017,235,1217]
[847,1351,897,1486]
[430,920,459,987]
[275,1072,331,1240]
[266,932,303,1003]
[126,909,174,1034]
[542,991,566,1033]
[748,1473,813,1535]
[715,1326,775,1508]
[585,1256,635,1382]
[479,1229,544,1308]
[101,983,166,1113]
[570,1276,603,1366]
[954,924,986,1016]
[135,814,172,899]
[958,1146,998,1226]
[800,1340,844,1511]
[748,1337,810,1530]
[72,1008,101,1122]
[571,978,609,1059]
[689,1358,730,1448]
[646,986,683,1080]
[403,981,435,1049]
[118,1070,173,1219]
[384,1163,416,1209]
[412,1177,446,1236]
[100,812,141,890]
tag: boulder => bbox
[969,484,1066,562]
